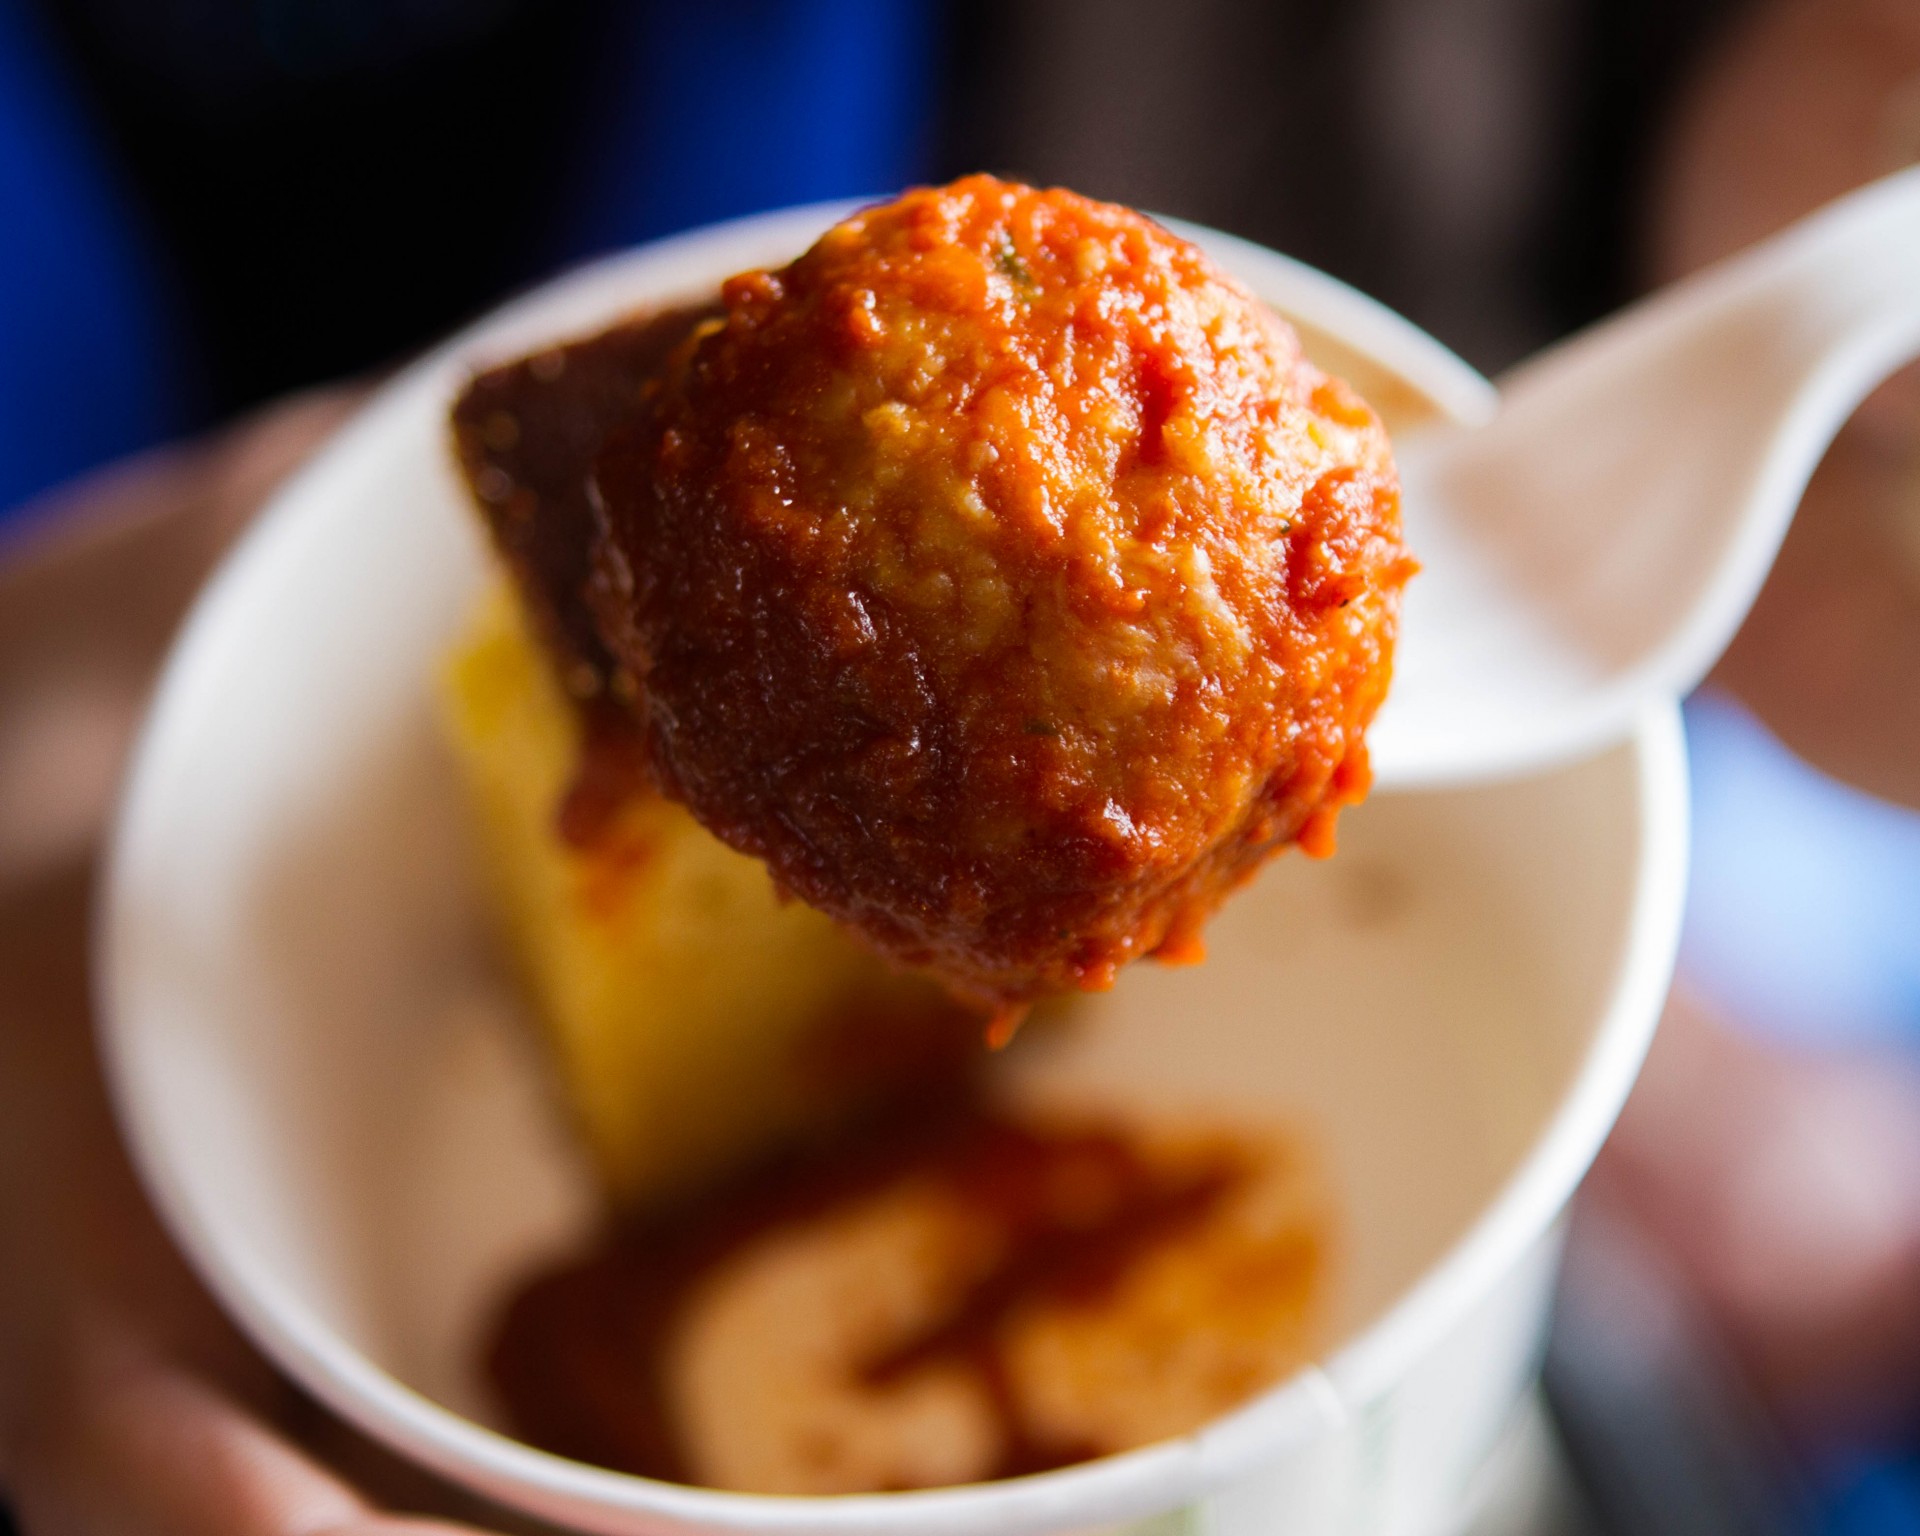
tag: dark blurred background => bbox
[0,0,1743,530]
[3,3,1919,1534]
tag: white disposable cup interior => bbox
[99,201,1688,1536]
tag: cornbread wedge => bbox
[441,590,974,1206]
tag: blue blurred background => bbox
[0,0,935,531]
[2,1,1918,1531]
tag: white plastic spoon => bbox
[1367,165,1920,789]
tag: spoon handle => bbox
[1738,162,1920,388]
[1377,168,1920,790]
[1507,164,1920,441]
[1599,165,1920,687]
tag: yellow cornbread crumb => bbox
[440,590,967,1206]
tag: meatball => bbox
[591,176,1411,1013]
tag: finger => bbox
[8,1331,491,1536]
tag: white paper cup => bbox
[99,204,1688,1536]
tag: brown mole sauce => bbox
[486,1086,1252,1487]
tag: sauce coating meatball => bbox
[592,176,1411,1013]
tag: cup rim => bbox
[96,196,1686,1536]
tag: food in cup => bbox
[98,165,1690,1531]
[440,175,1400,1492]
